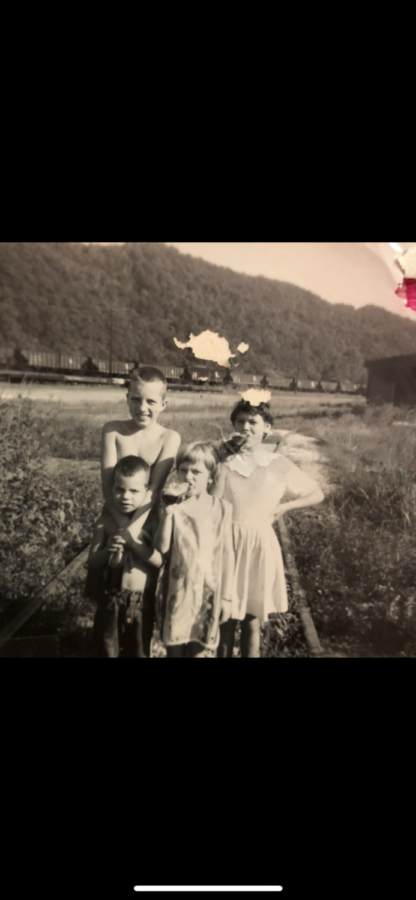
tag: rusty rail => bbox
[1,524,332,658]
[276,518,325,658]
[0,546,90,651]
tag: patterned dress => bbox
[219,449,319,621]
[158,497,234,651]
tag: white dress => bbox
[158,497,234,650]
[220,448,319,621]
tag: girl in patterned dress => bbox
[154,443,234,658]
[213,400,324,658]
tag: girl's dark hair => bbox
[230,400,274,428]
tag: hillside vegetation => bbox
[1,241,415,381]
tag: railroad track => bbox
[0,546,90,657]
[0,524,329,658]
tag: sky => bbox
[83,242,416,319]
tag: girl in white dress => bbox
[213,400,324,658]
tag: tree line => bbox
[1,241,415,382]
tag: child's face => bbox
[233,412,271,448]
[112,471,148,515]
[178,459,211,498]
[127,380,167,428]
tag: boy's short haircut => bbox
[231,399,274,428]
[177,442,218,480]
[112,455,151,484]
[128,366,167,396]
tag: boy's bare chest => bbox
[102,513,129,541]
[116,429,164,466]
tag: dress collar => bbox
[224,447,279,478]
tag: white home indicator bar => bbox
[134,889,283,893]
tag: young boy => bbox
[88,456,164,658]
[101,367,181,547]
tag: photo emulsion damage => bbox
[1,240,416,659]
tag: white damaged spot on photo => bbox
[238,388,272,405]
[173,331,249,369]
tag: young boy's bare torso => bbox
[102,387,181,539]
[93,508,157,593]
[103,420,174,471]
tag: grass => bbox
[2,388,413,658]
[0,389,319,656]
[298,405,416,475]
[286,405,416,657]
[0,398,102,634]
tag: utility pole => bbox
[295,339,303,391]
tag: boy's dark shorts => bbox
[94,586,155,659]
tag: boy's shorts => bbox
[94,586,155,659]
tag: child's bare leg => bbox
[218,620,237,658]
[166,645,186,658]
[186,642,208,658]
[94,597,120,658]
[241,615,261,658]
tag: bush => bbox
[0,399,101,619]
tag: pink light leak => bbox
[395,279,416,312]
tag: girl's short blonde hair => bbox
[177,442,218,479]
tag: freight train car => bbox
[268,374,295,390]
[91,358,135,377]
[318,381,339,393]
[338,381,356,395]
[158,366,183,384]
[188,363,226,385]
[229,372,266,387]
[297,379,319,392]
[0,345,367,395]
[0,347,14,368]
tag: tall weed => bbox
[0,399,101,620]
[288,453,416,656]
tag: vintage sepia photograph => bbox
[1,240,416,659]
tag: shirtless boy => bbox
[102,367,181,541]
[88,456,163,658]
[100,367,181,644]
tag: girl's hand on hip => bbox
[273,504,291,521]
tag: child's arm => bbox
[127,538,164,570]
[153,505,174,556]
[219,503,234,624]
[88,519,108,570]
[125,504,174,570]
[101,424,132,529]
[273,487,324,520]
[88,518,125,570]
[124,431,181,542]
[210,463,226,499]
[273,459,324,519]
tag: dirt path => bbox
[273,430,332,496]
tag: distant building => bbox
[365,354,416,406]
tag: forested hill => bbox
[1,241,415,382]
